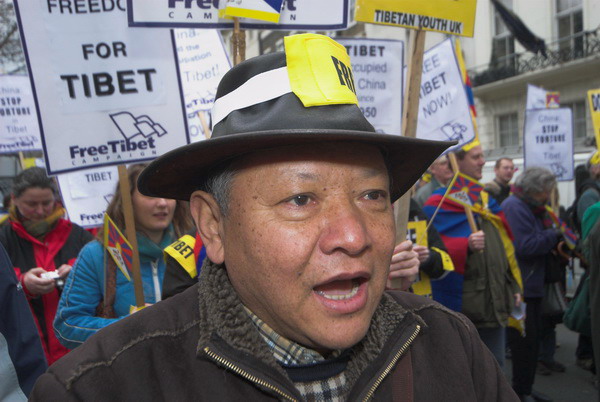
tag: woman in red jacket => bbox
[0,167,92,365]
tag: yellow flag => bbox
[588,89,600,153]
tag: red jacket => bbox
[0,219,92,365]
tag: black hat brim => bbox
[138,129,454,203]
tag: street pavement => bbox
[503,324,598,402]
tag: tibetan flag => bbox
[225,0,284,23]
[545,206,578,250]
[446,172,484,209]
[455,39,476,118]
[103,214,132,281]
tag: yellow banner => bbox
[589,89,600,153]
[284,34,358,107]
[355,0,477,37]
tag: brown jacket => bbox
[31,260,517,401]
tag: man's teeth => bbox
[317,281,359,300]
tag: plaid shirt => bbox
[245,307,348,401]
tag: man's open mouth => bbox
[314,278,366,301]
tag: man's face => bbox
[429,157,453,184]
[457,145,485,180]
[194,143,395,352]
[495,159,515,184]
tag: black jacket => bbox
[31,260,517,401]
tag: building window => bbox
[556,0,583,55]
[491,0,515,68]
[563,101,587,139]
[496,113,519,147]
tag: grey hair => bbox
[515,166,556,196]
[198,161,239,216]
[12,167,58,198]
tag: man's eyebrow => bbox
[295,172,319,181]
[294,168,385,181]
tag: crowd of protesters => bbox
[2,148,599,401]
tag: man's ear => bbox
[190,190,225,264]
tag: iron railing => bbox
[469,29,600,87]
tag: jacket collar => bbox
[194,258,422,394]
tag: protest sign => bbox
[336,38,404,135]
[14,1,189,175]
[355,0,477,37]
[128,0,349,30]
[524,108,574,181]
[415,39,476,153]
[587,89,600,150]
[57,166,118,228]
[0,75,42,154]
[526,84,548,110]
[175,29,231,120]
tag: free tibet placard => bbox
[415,39,476,152]
[524,108,574,181]
[14,1,189,175]
[356,0,477,37]
[0,75,42,154]
[128,0,349,31]
[57,166,118,228]
[336,38,404,135]
[175,28,231,141]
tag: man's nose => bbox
[319,202,371,256]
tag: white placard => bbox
[0,75,42,154]
[524,108,574,181]
[128,0,350,30]
[14,1,189,175]
[57,166,118,228]
[337,38,404,135]
[415,39,475,152]
[526,84,548,110]
[176,29,231,117]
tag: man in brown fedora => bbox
[31,34,516,401]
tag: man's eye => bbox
[288,195,311,206]
[364,191,386,201]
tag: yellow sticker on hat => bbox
[284,34,358,107]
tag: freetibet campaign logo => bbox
[68,111,167,166]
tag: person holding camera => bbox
[0,167,93,365]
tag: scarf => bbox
[137,224,176,263]
[9,203,66,240]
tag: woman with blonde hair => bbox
[54,164,192,349]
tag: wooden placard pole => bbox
[197,111,212,140]
[117,165,145,308]
[391,29,426,289]
[18,152,26,170]
[232,17,246,65]
[447,153,478,233]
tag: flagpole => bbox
[448,153,478,232]
[117,165,145,307]
[391,28,426,289]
